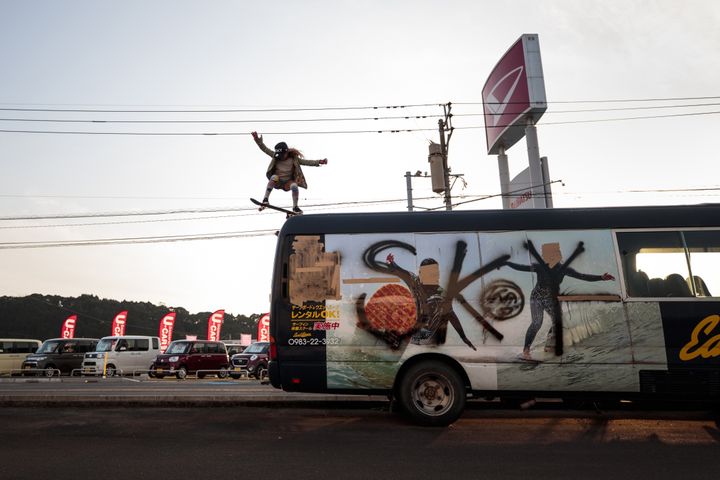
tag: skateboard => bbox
[250,198,300,217]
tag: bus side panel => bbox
[639,301,720,397]
[324,233,417,390]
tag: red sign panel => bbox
[257,313,270,342]
[61,315,77,339]
[158,312,176,353]
[207,309,225,341]
[482,34,547,155]
[111,311,127,336]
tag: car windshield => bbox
[95,338,117,352]
[244,342,269,354]
[165,342,191,354]
[36,340,61,354]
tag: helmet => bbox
[274,142,288,159]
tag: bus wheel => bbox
[397,360,466,427]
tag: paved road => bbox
[0,376,387,405]
[1,405,719,480]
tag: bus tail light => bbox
[269,335,277,360]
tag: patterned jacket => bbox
[253,136,322,189]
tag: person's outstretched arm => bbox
[251,131,274,157]
[298,158,328,167]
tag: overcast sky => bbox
[1,0,718,322]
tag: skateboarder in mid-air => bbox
[251,131,328,214]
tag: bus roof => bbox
[278,204,720,236]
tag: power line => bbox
[452,102,720,117]
[453,95,720,105]
[0,228,278,249]
[0,212,261,230]
[0,103,443,114]
[0,113,440,124]
[5,101,719,126]
[3,184,719,224]
[2,109,719,136]
[3,95,720,113]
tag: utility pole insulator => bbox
[428,142,446,194]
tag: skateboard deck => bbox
[250,198,299,217]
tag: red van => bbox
[150,340,229,379]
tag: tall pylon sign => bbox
[482,34,551,209]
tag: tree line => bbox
[0,294,262,341]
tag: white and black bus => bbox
[267,204,720,425]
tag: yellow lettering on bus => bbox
[679,315,720,360]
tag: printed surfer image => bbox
[355,240,509,350]
[502,240,615,361]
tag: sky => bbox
[0,0,719,319]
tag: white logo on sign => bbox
[486,66,523,127]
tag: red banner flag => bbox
[158,312,177,353]
[207,309,225,341]
[257,313,270,342]
[61,315,77,338]
[111,311,128,336]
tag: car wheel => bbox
[105,365,117,377]
[397,360,466,427]
[175,366,187,380]
[217,366,229,379]
[43,365,56,378]
[256,364,267,379]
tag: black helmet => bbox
[274,142,288,159]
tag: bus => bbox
[267,204,720,426]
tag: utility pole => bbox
[405,171,414,212]
[429,103,454,211]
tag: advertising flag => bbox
[207,309,225,341]
[61,315,77,338]
[257,313,270,342]
[111,311,128,336]
[158,312,177,353]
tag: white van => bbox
[82,335,160,376]
[0,339,41,375]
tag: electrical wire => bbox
[2,95,719,113]
[0,103,443,113]
[0,228,278,249]
[453,95,720,105]
[0,113,441,124]
[2,109,718,136]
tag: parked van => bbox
[151,340,230,379]
[0,339,41,375]
[230,341,270,379]
[82,336,160,377]
[22,338,98,377]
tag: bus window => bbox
[617,230,720,298]
[617,231,690,297]
[683,230,720,297]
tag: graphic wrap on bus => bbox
[271,206,720,425]
[314,229,660,393]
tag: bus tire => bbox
[397,360,466,427]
